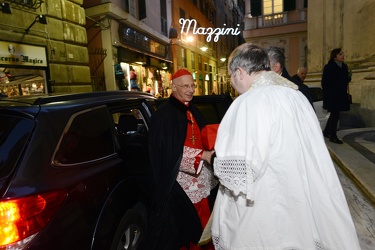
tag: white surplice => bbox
[212,71,360,250]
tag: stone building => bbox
[243,0,308,76]
[84,0,173,96]
[0,0,91,95]
[244,0,375,126]
[308,0,375,126]
[170,0,244,96]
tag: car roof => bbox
[0,91,156,119]
[0,91,154,106]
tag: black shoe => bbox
[330,138,343,144]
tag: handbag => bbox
[347,85,352,104]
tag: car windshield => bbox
[0,114,33,179]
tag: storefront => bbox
[0,41,49,96]
[115,23,172,97]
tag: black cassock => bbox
[145,95,207,250]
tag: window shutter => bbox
[250,0,262,16]
[283,0,296,11]
[138,0,146,20]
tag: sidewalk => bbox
[325,127,375,204]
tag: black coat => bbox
[290,74,315,108]
[146,95,207,249]
[321,61,351,112]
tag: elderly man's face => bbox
[298,69,307,81]
[172,75,196,102]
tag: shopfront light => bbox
[25,15,47,33]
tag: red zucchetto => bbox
[172,69,192,80]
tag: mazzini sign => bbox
[179,18,241,42]
[0,41,47,67]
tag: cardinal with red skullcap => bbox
[145,69,218,250]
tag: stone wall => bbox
[308,0,375,127]
[0,0,91,93]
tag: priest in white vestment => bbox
[211,43,361,250]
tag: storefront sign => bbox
[0,41,47,67]
[179,18,241,42]
[119,24,167,58]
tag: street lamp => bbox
[200,46,208,52]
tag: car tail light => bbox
[0,190,67,248]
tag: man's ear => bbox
[237,67,246,77]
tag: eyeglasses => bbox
[175,84,197,90]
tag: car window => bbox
[112,108,149,171]
[194,102,228,124]
[113,109,147,136]
[0,115,33,178]
[54,106,115,166]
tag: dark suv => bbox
[0,91,156,250]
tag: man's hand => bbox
[201,150,215,165]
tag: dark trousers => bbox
[323,111,340,139]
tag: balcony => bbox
[244,9,307,30]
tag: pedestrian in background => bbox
[291,67,314,108]
[266,46,292,80]
[267,47,314,108]
[322,48,351,144]
[211,43,360,250]
[146,69,217,250]
[292,67,307,82]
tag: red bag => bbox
[201,124,219,150]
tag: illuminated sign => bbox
[179,18,241,42]
[0,41,47,67]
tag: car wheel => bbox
[110,209,145,250]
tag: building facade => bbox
[243,0,375,126]
[215,0,245,95]
[0,0,91,96]
[243,0,308,76]
[308,0,375,126]
[84,0,173,96]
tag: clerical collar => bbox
[171,93,190,106]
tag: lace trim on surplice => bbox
[214,156,265,202]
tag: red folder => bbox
[201,124,219,150]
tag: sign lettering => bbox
[179,18,241,42]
